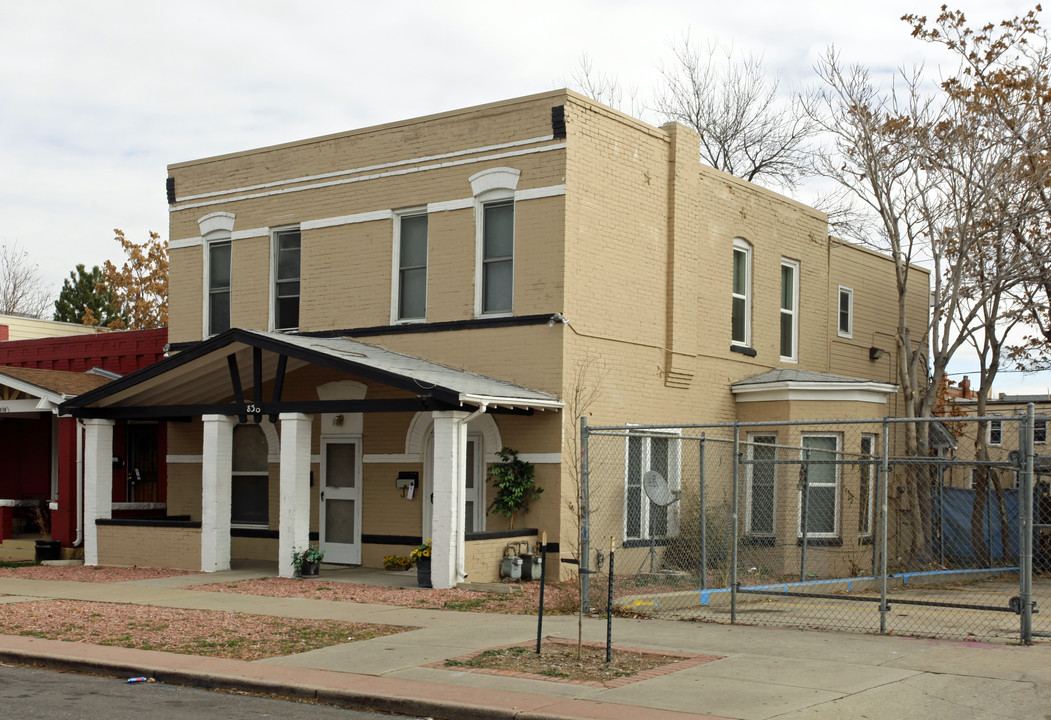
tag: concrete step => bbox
[0,539,38,562]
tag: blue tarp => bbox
[932,485,1019,561]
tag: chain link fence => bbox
[578,411,1049,644]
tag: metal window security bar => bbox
[579,412,1047,645]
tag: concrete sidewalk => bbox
[1,570,1050,719]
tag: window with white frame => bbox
[988,417,1003,446]
[464,434,485,534]
[1035,418,1047,444]
[799,434,840,538]
[732,238,752,347]
[624,430,680,541]
[273,228,301,331]
[838,286,853,338]
[780,258,799,361]
[393,212,428,322]
[207,239,231,335]
[746,435,777,536]
[480,200,514,314]
[470,167,520,317]
[232,424,269,526]
[859,434,876,538]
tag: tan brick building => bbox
[63,90,927,585]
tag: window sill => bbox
[731,345,757,357]
[796,536,842,547]
[621,537,673,549]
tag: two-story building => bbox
[62,90,927,587]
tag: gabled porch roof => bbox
[59,328,562,420]
[0,366,112,414]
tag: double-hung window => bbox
[1036,419,1047,444]
[481,200,514,314]
[838,286,853,338]
[732,239,752,347]
[799,434,839,538]
[746,435,777,536]
[858,434,876,538]
[273,228,301,331]
[232,424,269,526]
[624,430,680,541]
[394,213,428,322]
[988,417,1003,446]
[207,239,231,335]
[780,258,799,361]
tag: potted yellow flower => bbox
[411,539,432,588]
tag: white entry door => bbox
[320,437,362,564]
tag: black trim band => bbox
[730,345,758,357]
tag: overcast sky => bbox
[0,0,1045,394]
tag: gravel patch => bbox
[0,599,409,660]
[202,577,580,615]
[0,565,199,583]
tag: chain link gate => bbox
[578,410,1048,644]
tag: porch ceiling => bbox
[59,328,562,419]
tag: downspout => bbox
[455,402,489,582]
[74,418,84,547]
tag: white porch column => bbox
[83,419,114,566]
[278,412,312,578]
[431,410,469,589]
[201,414,235,572]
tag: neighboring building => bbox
[62,91,927,586]
[0,329,167,554]
[0,314,111,342]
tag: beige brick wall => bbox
[98,525,201,570]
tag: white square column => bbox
[431,410,470,589]
[278,412,312,578]
[83,419,114,566]
[201,414,235,572]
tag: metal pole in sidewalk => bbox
[699,433,707,592]
[606,536,614,664]
[731,423,740,624]
[1022,405,1035,645]
[580,416,590,614]
[879,420,890,634]
[536,531,547,654]
[799,448,810,583]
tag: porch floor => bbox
[227,560,421,589]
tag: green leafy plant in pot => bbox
[291,545,325,578]
[487,447,541,529]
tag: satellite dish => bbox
[642,470,678,506]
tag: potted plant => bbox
[291,545,324,578]
[411,539,432,588]
[487,447,541,529]
[383,554,412,571]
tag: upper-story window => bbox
[481,201,514,314]
[208,240,231,335]
[732,238,752,347]
[988,417,1003,446]
[780,258,799,362]
[393,212,428,322]
[273,228,301,331]
[838,286,853,338]
[470,167,520,317]
[198,212,236,338]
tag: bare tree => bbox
[806,49,1030,563]
[653,36,817,189]
[565,53,643,118]
[0,242,53,318]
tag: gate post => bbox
[699,433,707,592]
[1021,404,1035,645]
[879,419,890,633]
[731,422,740,623]
[580,416,591,614]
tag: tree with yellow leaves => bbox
[100,229,168,330]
